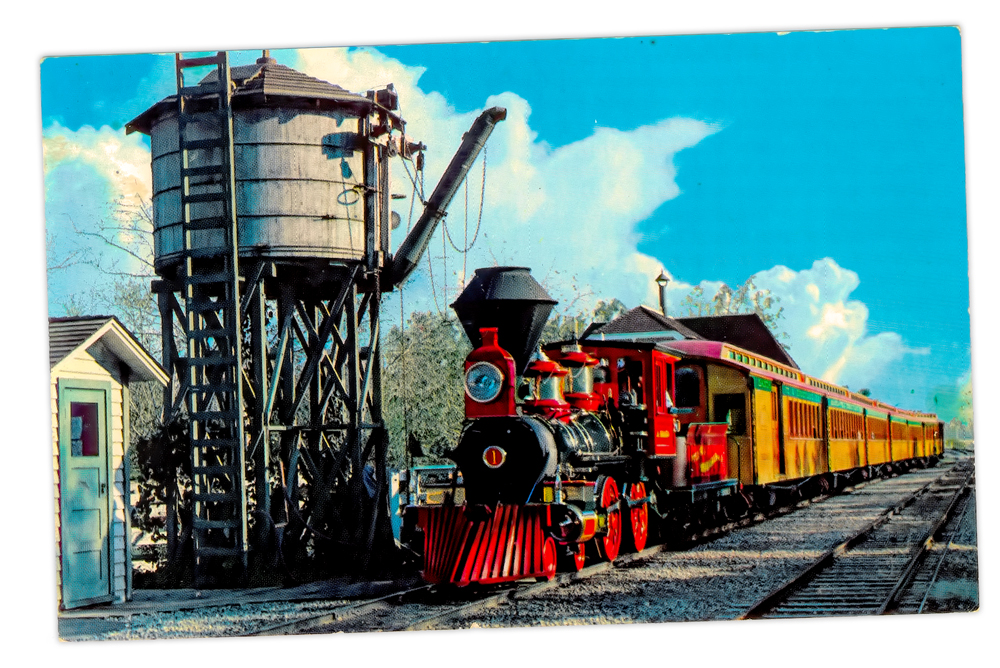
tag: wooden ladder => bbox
[175,52,248,586]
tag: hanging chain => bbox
[463,177,468,286]
[400,285,411,470]
[442,209,447,307]
[442,144,487,253]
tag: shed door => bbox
[59,385,112,608]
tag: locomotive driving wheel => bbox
[622,481,649,553]
[593,476,622,562]
[539,537,557,581]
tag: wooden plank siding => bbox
[671,342,943,495]
[781,387,827,480]
[51,347,130,608]
[889,417,913,461]
[827,401,867,471]
[865,411,892,466]
[750,378,781,485]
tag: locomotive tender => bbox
[405,267,944,585]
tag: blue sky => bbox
[39,28,971,422]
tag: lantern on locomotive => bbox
[404,266,646,585]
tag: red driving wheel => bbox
[594,476,622,563]
[624,481,649,553]
[541,537,557,580]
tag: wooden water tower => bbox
[127,51,504,585]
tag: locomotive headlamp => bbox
[465,361,504,403]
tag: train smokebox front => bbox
[451,267,556,375]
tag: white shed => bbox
[50,316,167,610]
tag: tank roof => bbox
[126,56,402,135]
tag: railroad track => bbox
[894,484,977,615]
[249,469,900,635]
[740,459,974,619]
[250,544,658,634]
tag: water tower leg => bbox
[157,289,176,416]
[247,269,273,583]
[238,268,393,579]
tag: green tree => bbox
[382,312,471,468]
[944,377,974,449]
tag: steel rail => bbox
[248,585,433,636]
[399,541,671,632]
[738,460,972,620]
[401,473,902,630]
[397,476,887,632]
[916,486,975,614]
[876,468,972,614]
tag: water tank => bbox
[126,56,398,277]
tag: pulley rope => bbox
[392,139,441,314]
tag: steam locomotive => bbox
[403,267,944,585]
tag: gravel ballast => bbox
[446,462,970,629]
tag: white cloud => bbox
[292,47,720,316]
[43,122,152,210]
[753,258,929,391]
[45,49,720,319]
[40,51,940,417]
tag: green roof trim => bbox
[866,410,888,420]
[829,398,864,414]
[751,375,773,392]
[783,385,823,403]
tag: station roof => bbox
[584,307,798,369]
[585,306,702,342]
[676,313,798,369]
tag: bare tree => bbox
[680,275,787,340]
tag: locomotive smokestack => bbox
[451,267,556,375]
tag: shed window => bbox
[70,402,99,457]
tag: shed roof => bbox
[49,316,168,384]
[49,316,110,368]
